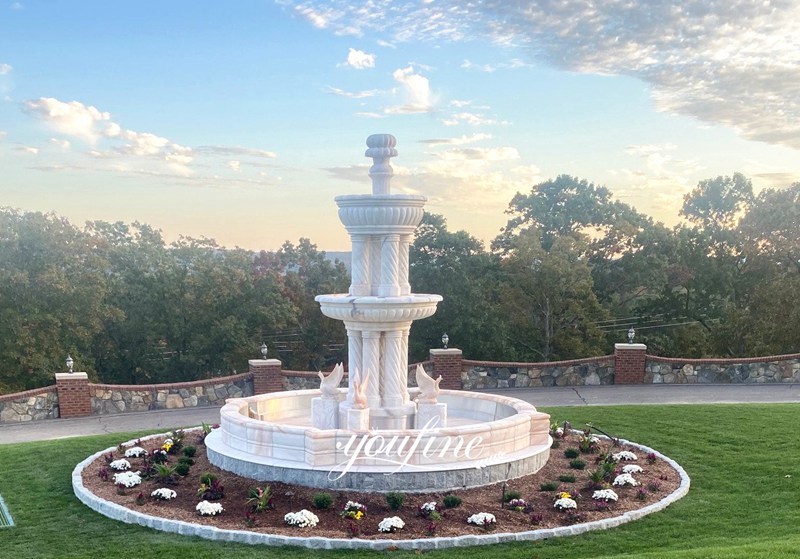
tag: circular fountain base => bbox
[206,389,551,492]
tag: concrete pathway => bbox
[1,383,797,445]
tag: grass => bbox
[1,404,799,558]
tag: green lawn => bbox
[2,404,799,558]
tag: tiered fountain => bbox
[206,134,552,492]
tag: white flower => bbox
[612,451,638,462]
[163,438,174,446]
[284,509,319,528]
[420,501,437,513]
[555,427,564,436]
[592,489,619,502]
[343,500,365,511]
[113,470,141,488]
[590,436,600,444]
[622,464,643,474]
[467,512,496,525]
[109,458,131,471]
[151,488,177,500]
[378,516,405,533]
[613,473,640,487]
[554,498,577,510]
[124,446,147,458]
[196,500,224,516]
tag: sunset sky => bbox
[2,1,799,251]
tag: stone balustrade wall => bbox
[462,356,615,389]
[645,354,800,384]
[0,385,59,422]
[89,374,253,415]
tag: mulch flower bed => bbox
[80,424,681,540]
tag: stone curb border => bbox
[72,429,691,550]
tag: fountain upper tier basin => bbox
[315,293,442,324]
[206,389,551,492]
[335,194,427,234]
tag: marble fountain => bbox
[205,134,552,492]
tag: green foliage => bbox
[312,491,333,509]
[442,494,462,508]
[154,464,178,484]
[196,477,225,500]
[539,481,559,491]
[174,462,190,477]
[563,448,580,459]
[246,486,273,512]
[502,490,521,503]
[569,458,587,470]
[558,474,576,483]
[182,445,196,458]
[385,492,406,511]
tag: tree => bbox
[408,213,509,361]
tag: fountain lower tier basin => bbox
[206,389,551,492]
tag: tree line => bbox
[1,173,798,392]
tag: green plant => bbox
[551,439,561,449]
[385,492,405,511]
[246,486,273,512]
[183,445,196,458]
[197,478,225,500]
[174,462,191,477]
[503,490,522,503]
[442,494,462,508]
[564,447,580,459]
[558,474,576,483]
[178,456,194,466]
[312,492,333,509]
[154,464,178,484]
[199,472,217,485]
[539,481,559,491]
[569,458,587,470]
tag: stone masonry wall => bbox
[89,374,253,415]
[0,385,59,422]
[645,355,800,384]
[462,356,615,389]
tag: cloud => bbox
[441,112,498,127]
[0,130,6,140]
[195,145,277,159]
[342,48,375,69]
[355,112,384,119]
[385,65,433,114]
[288,0,800,151]
[14,146,38,155]
[49,138,71,149]
[0,63,11,75]
[326,86,379,99]
[420,133,492,146]
[23,97,112,142]
[227,160,241,172]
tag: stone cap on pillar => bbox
[55,372,88,381]
[614,343,647,351]
[429,348,463,356]
[248,359,282,367]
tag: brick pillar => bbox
[250,359,284,394]
[429,348,463,390]
[614,343,647,384]
[55,372,91,418]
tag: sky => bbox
[1,0,799,251]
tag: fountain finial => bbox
[365,134,397,195]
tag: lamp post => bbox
[441,332,449,350]
[627,327,635,344]
[259,342,268,360]
[66,354,74,373]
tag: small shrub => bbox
[647,481,662,492]
[178,456,194,466]
[385,492,406,511]
[551,439,561,449]
[637,488,649,501]
[558,474,576,483]
[175,462,191,477]
[312,492,333,509]
[539,481,559,491]
[569,458,587,470]
[647,452,658,464]
[199,472,217,485]
[183,445,196,458]
[98,467,110,482]
[563,448,580,459]
[443,494,462,508]
[243,508,257,528]
[135,492,146,506]
[530,513,544,525]
[503,490,522,503]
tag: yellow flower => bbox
[162,442,173,452]
[558,491,572,499]
[355,511,363,520]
